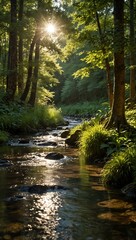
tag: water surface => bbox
[0,121,136,240]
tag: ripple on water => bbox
[24,192,63,239]
[17,152,73,168]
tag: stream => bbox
[0,118,136,240]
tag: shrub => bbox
[101,146,136,188]
[0,104,64,134]
[126,108,136,128]
[79,124,111,161]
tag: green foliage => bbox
[70,120,91,136]
[0,130,9,144]
[0,103,63,134]
[34,105,64,128]
[79,124,111,161]
[60,101,109,117]
[37,87,54,105]
[59,48,107,104]
[73,67,90,79]
[126,107,136,128]
[101,146,136,188]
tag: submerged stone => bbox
[61,130,70,138]
[36,141,57,147]
[0,159,11,167]
[18,139,30,144]
[65,129,81,147]
[121,182,136,199]
[19,184,68,194]
[45,152,64,160]
[6,195,25,202]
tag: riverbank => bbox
[0,118,136,240]
[64,107,136,198]
[0,103,64,143]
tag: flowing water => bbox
[0,118,136,240]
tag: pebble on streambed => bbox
[0,159,12,167]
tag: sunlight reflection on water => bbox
[25,192,63,240]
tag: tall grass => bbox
[79,124,111,161]
[101,146,136,188]
[0,104,64,134]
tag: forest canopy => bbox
[0,0,135,129]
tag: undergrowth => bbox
[60,101,109,118]
[0,103,64,134]
[101,146,136,188]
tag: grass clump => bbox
[79,124,111,161]
[101,146,136,188]
[0,131,9,144]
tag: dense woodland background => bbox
[0,0,136,128]
[0,0,136,195]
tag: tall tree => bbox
[6,0,17,102]
[28,37,40,106]
[106,0,128,129]
[93,0,113,107]
[18,0,24,95]
[66,0,114,107]
[20,31,38,102]
[129,0,136,106]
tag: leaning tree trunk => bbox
[6,0,17,102]
[20,33,37,102]
[106,0,128,130]
[28,39,40,106]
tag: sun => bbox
[45,23,56,34]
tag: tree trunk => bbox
[18,0,24,95]
[28,39,40,106]
[20,33,37,102]
[6,0,17,102]
[129,0,136,107]
[106,0,128,130]
[93,0,113,107]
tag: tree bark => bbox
[93,0,113,108]
[20,33,37,102]
[129,0,136,106]
[28,39,40,106]
[6,0,17,102]
[106,0,128,130]
[18,0,24,95]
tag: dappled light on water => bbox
[26,192,62,239]
[0,118,136,239]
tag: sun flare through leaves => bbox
[45,23,56,35]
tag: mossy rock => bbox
[65,129,81,147]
